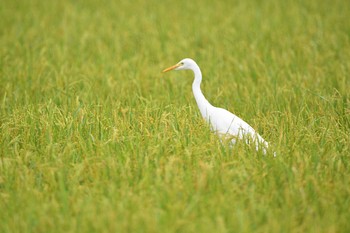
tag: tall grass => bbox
[1,0,349,232]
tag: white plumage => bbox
[163,58,272,154]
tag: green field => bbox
[1,0,350,232]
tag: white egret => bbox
[162,58,271,154]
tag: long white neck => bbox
[191,64,212,119]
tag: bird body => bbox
[163,58,270,153]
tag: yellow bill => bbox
[162,63,181,73]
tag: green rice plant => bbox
[0,0,349,232]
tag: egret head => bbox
[162,58,196,72]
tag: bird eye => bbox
[180,62,184,65]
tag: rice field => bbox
[1,0,350,232]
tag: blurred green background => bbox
[1,0,349,232]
